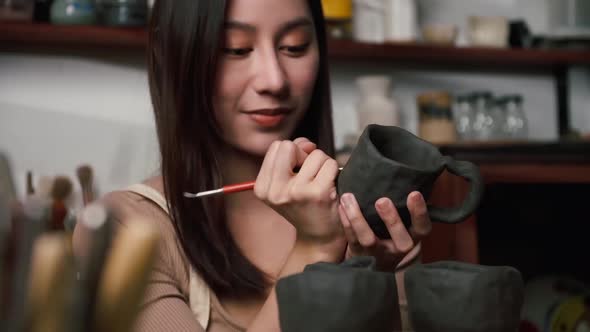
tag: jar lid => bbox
[321,0,352,19]
[417,91,452,109]
[504,94,523,103]
[455,94,474,103]
[471,91,493,100]
[420,105,453,119]
[99,0,147,5]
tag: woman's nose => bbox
[252,50,289,97]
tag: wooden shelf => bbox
[437,140,590,183]
[327,39,590,69]
[0,22,146,50]
[438,140,590,164]
[3,22,590,69]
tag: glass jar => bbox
[471,91,498,141]
[50,0,96,25]
[453,94,475,141]
[0,0,34,22]
[97,0,147,27]
[501,95,528,140]
[322,0,353,39]
[417,91,458,144]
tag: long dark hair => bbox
[147,0,334,299]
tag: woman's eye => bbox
[223,48,253,57]
[280,43,310,56]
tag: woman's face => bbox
[214,0,319,157]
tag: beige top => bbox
[78,184,418,332]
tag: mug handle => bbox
[428,159,484,224]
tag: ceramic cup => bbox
[468,16,509,48]
[276,256,399,332]
[337,124,483,239]
[404,261,524,332]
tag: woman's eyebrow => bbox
[277,17,313,36]
[223,17,312,34]
[225,20,256,32]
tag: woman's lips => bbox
[244,108,292,128]
[249,113,287,127]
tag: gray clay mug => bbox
[337,124,484,239]
[404,261,524,332]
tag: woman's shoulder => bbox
[97,178,180,257]
[100,177,168,226]
[75,177,192,293]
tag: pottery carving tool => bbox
[26,171,35,196]
[6,196,49,332]
[93,220,160,332]
[77,165,95,207]
[0,152,17,203]
[183,167,343,198]
[50,176,73,231]
[0,194,11,322]
[26,233,73,332]
[70,203,114,332]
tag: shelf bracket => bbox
[554,66,570,138]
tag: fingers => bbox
[294,137,317,155]
[314,158,340,190]
[375,198,414,253]
[295,149,330,183]
[254,141,281,199]
[268,141,299,200]
[406,191,432,242]
[340,193,377,249]
[338,204,362,254]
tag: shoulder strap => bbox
[125,183,211,330]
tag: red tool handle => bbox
[223,181,256,194]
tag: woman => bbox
[74,0,432,331]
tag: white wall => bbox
[0,54,160,206]
[1,0,589,205]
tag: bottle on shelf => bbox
[471,91,498,141]
[355,75,400,134]
[500,95,528,140]
[321,0,353,40]
[352,0,386,43]
[0,0,34,22]
[453,94,475,141]
[417,91,458,144]
[50,0,96,25]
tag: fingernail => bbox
[330,189,337,201]
[376,198,389,210]
[412,191,424,203]
[340,193,354,208]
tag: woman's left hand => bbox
[338,191,432,272]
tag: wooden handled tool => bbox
[70,203,114,332]
[27,233,73,332]
[93,220,160,332]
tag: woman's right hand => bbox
[254,139,344,248]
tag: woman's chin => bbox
[231,136,284,158]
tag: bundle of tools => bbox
[0,152,160,332]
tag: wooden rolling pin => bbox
[93,220,160,332]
